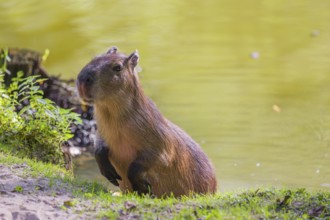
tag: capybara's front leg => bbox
[94,137,121,186]
[127,154,152,195]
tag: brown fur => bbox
[77,47,217,197]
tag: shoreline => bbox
[0,152,329,219]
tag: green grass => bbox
[0,147,329,219]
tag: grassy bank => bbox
[0,149,329,219]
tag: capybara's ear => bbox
[106,46,118,54]
[127,50,139,68]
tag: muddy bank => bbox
[0,164,106,220]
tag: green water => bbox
[1,0,330,192]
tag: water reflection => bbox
[1,0,330,191]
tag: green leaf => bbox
[36,98,47,105]
[64,133,73,139]
[30,86,40,91]
[45,109,55,119]
[18,106,30,115]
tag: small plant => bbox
[0,49,81,166]
[63,199,76,208]
[13,185,23,193]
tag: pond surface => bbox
[1,0,330,192]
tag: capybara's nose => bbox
[77,70,95,101]
[78,72,94,86]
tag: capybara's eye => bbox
[112,64,122,72]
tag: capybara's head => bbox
[76,46,139,104]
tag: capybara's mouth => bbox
[81,98,94,105]
[77,80,94,104]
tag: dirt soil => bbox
[0,163,107,220]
